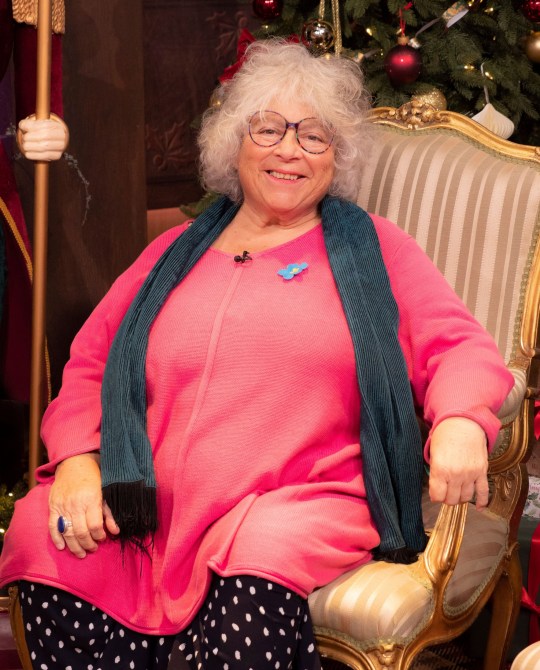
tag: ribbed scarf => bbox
[101,195,427,561]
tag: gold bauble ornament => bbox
[411,87,448,111]
[524,31,540,64]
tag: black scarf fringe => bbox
[102,481,158,555]
[372,540,429,565]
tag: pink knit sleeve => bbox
[37,224,188,479]
[374,216,515,454]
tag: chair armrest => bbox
[498,367,527,426]
[423,502,468,588]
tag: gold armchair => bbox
[5,104,540,670]
[309,103,540,670]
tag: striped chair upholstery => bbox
[309,495,507,643]
[309,104,540,670]
[356,123,540,366]
[511,641,540,669]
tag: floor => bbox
[0,611,22,670]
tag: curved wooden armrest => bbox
[8,585,32,670]
[498,366,527,426]
[423,502,468,590]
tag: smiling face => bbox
[237,100,336,227]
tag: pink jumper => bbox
[0,215,514,634]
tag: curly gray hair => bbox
[198,39,373,203]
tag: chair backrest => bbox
[358,103,540,368]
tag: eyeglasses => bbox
[248,110,334,155]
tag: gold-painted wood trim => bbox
[368,104,540,164]
[8,585,33,670]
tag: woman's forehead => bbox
[264,98,317,120]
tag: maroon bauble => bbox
[252,0,283,20]
[522,0,540,23]
[384,38,422,86]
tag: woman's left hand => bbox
[428,417,489,510]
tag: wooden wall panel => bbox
[143,0,259,209]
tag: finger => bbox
[86,504,107,542]
[69,511,100,553]
[19,118,57,133]
[429,471,466,506]
[21,148,65,162]
[52,510,96,559]
[103,501,121,536]
[428,474,448,503]
[459,482,475,503]
[22,138,65,151]
[52,513,87,559]
[474,474,490,510]
[17,117,33,132]
[441,479,463,506]
[61,535,87,559]
[48,512,67,551]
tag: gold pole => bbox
[28,0,52,488]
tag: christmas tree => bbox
[250,0,540,145]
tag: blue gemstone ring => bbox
[57,515,73,534]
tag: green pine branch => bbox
[263,0,539,142]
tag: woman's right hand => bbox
[48,453,120,558]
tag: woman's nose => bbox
[275,127,301,157]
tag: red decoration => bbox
[219,29,256,84]
[522,0,540,22]
[384,37,422,87]
[218,29,300,84]
[521,521,540,643]
[252,0,283,21]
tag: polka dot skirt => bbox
[19,575,322,669]
[19,581,174,669]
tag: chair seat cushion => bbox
[309,558,432,645]
[309,498,508,647]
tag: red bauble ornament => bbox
[252,0,283,20]
[384,37,422,87]
[522,0,540,23]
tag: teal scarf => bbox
[101,195,427,561]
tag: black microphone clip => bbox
[234,250,252,264]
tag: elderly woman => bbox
[0,40,513,670]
